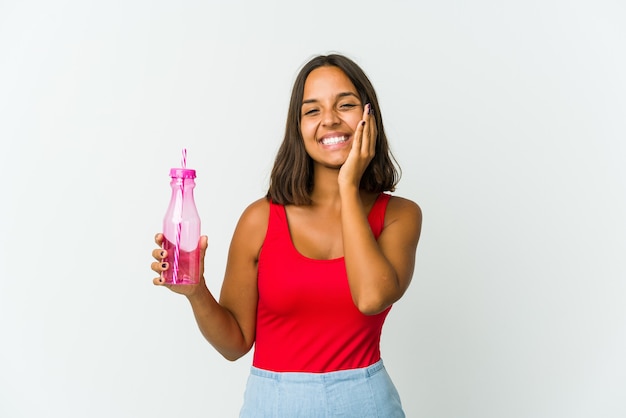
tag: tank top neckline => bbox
[280,193,387,264]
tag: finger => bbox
[362,103,369,120]
[152,276,172,288]
[359,104,371,151]
[198,235,208,276]
[152,259,168,285]
[362,119,371,156]
[152,248,166,260]
[198,236,208,259]
[359,104,372,156]
[353,119,365,153]
[368,104,377,155]
[154,233,164,245]
[199,235,208,250]
[151,261,168,274]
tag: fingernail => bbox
[160,250,165,258]
[367,103,372,115]
[361,121,366,126]
[161,263,167,269]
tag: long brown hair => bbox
[267,54,400,205]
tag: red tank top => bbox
[253,193,392,373]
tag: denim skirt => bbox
[239,359,405,417]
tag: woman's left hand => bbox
[338,103,377,189]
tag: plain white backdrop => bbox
[1,1,625,417]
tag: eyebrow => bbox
[302,91,360,105]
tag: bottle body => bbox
[162,169,201,285]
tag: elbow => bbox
[218,342,254,362]
[353,280,403,316]
[354,296,392,316]
[223,352,245,362]
[221,347,251,362]
[357,303,389,316]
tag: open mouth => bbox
[319,135,349,145]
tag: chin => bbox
[325,160,347,170]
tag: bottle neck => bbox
[169,178,196,201]
[170,177,196,189]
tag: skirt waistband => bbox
[249,359,385,383]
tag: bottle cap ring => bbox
[169,168,196,179]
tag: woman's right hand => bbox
[150,232,209,297]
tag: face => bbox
[300,65,364,169]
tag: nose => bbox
[320,108,340,127]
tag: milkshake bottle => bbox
[161,151,201,284]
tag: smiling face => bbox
[300,65,364,169]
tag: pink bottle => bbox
[161,166,201,285]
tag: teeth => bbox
[320,136,348,145]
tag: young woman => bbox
[151,54,422,417]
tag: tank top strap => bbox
[266,199,290,241]
[367,193,391,239]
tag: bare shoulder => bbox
[385,195,423,236]
[239,197,271,226]
[231,197,271,254]
[387,195,422,221]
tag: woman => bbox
[151,53,422,417]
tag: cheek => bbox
[343,110,363,127]
[300,121,316,140]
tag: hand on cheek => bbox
[339,103,377,188]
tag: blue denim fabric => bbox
[239,359,405,417]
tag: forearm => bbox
[340,188,400,314]
[186,286,253,361]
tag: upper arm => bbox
[218,198,269,350]
[378,196,422,297]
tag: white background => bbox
[1,1,625,417]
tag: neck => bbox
[310,167,341,205]
[309,165,370,208]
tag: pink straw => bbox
[173,216,182,282]
[173,148,187,282]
